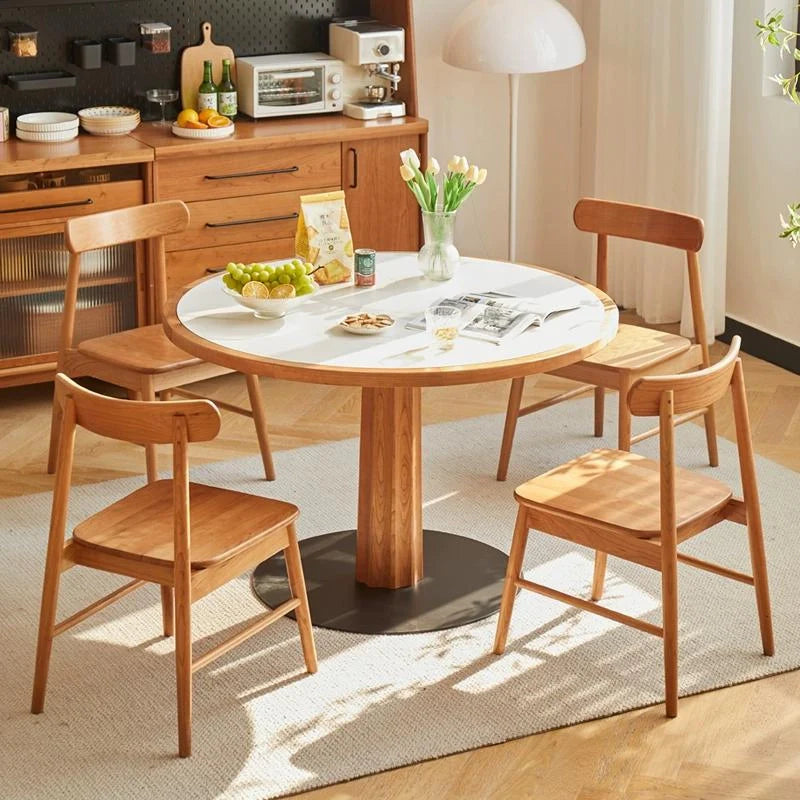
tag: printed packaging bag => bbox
[295,190,354,284]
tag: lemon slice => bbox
[270,284,296,299]
[241,281,269,299]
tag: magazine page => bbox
[406,292,579,344]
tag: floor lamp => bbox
[442,0,586,262]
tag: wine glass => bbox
[146,88,179,127]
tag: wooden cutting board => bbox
[180,22,236,111]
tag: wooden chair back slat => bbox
[64,200,189,254]
[574,198,704,252]
[54,374,221,444]
[628,337,740,417]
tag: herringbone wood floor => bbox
[1,336,798,800]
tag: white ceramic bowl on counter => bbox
[78,106,140,136]
[171,121,235,140]
[16,112,79,133]
[222,280,317,319]
[15,127,79,143]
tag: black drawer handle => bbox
[204,166,300,181]
[0,198,94,214]
[205,212,299,229]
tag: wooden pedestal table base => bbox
[252,386,510,634]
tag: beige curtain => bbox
[580,0,734,337]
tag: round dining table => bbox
[164,253,617,634]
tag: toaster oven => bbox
[236,53,344,118]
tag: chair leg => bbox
[245,374,276,481]
[174,577,192,758]
[493,507,530,655]
[617,376,632,451]
[31,548,63,714]
[284,523,318,674]
[497,377,526,482]
[703,403,720,468]
[160,586,174,637]
[746,514,775,657]
[46,400,62,475]
[661,551,679,718]
[139,380,159,483]
[594,386,605,437]
[591,552,608,601]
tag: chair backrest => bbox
[58,201,190,364]
[573,197,711,368]
[628,336,740,417]
[48,374,220,578]
[53,373,220,445]
[625,337,760,544]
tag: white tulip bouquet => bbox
[399,149,487,213]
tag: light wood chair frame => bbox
[493,337,774,717]
[47,200,275,484]
[497,197,719,483]
[32,375,317,757]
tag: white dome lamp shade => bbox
[443,0,586,261]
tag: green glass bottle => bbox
[218,58,237,119]
[197,59,218,112]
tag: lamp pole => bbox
[508,73,520,263]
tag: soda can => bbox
[354,248,376,286]
[0,108,8,142]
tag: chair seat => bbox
[515,449,731,538]
[73,480,298,568]
[580,323,693,371]
[77,325,202,374]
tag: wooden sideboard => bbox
[0,115,428,388]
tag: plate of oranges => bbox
[172,108,235,139]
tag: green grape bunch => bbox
[222,259,317,298]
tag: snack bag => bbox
[295,190,354,284]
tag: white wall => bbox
[412,0,592,280]
[727,0,800,345]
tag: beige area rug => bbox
[1,399,799,800]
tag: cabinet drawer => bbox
[0,181,144,228]
[166,187,337,252]
[157,143,341,202]
[165,239,296,293]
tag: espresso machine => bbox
[329,19,406,119]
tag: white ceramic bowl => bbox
[171,121,235,140]
[16,127,78,143]
[16,112,79,132]
[78,106,140,122]
[222,281,317,319]
[80,120,140,136]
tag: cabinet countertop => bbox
[0,116,428,176]
[128,115,429,159]
[0,135,154,177]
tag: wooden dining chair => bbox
[47,200,275,483]
[32,375,317,757]
[492,337,774,717]
[497,198,719,482]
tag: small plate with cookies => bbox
[339,312,395,335]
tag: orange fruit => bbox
[176,108,199,127]
[198,108,217,124]
[184,120,208,129]
[207,115,231,128]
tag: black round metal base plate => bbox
[251,530,508,635]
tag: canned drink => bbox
[354,248,376,286]
[0,108,8,142]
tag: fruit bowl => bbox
[222,282,317,318]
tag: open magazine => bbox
[406,292,580,344]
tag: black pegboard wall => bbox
[0,0,370,120]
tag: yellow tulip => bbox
[427,157,440,175]
[400,163,415,181]
[447,155,462,173]
[476,168,488,185]
[465,165,479,183]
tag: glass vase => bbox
[418,210,460,281]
